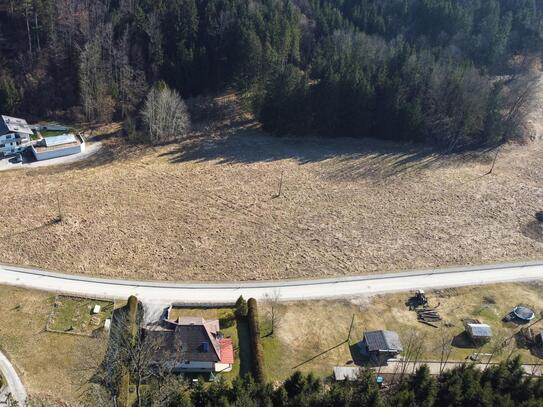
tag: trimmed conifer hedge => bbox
[247,297,266,383]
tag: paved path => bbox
[336,360,543,380]
[379,360,543,377]
[0,142,101,172]
[1,261,543,305]
[0,351,27,406]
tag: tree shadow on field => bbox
[160,125,496,181]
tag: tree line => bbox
[0,0,542,147]
[83,357,543,407]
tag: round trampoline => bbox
[512,306,535,322]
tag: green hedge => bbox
[118,295,139,406]
[247,298,266,383]
[127,295,139,343]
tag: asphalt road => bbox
[0,351,27,406]
[1,261,543,305]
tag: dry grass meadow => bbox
[0,120,543,281]
[262,282,543,381]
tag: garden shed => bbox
[465,322,492,344]
[357,330,403,362]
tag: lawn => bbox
[261,282,543,381]
[0,119,542,281]
[47,295,114,336]
[0,286,108,403]
[168,307,251,380]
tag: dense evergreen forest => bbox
[1,0,542,148]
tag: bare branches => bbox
[142,86,191,144]
[438,328,453,375]
[263,289,283,337]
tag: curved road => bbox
[1,261,543,305]
[0,351,27,406]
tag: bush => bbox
[235,295,248,319]
[126,295,139,342]
[141,84,190,144]
[247,298,266,383]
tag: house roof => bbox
[467,323,492,337]
[142,316,223,363]
[0,115,33,135]
[219,339,234,364]
[364,330,403,352]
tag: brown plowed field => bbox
[1,124,542,281]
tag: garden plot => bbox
[46,295,114,336]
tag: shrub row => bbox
[117,295,139,406]
[247,298,266,384]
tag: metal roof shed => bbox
[364,330,403,352]
[466,323,493,339]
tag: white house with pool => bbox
[0,114,86,162]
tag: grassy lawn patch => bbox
[40,129,73,138]
[261,283,543,382]
[168,307,245,380]
[47,295,113,336]
[0,286,108,403]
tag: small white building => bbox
[0,115,33,156]
[31,133,85,161]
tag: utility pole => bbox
[274,170,284,198]
[347,314,355,344]
[56,191,63,223]
[487,146,500,175]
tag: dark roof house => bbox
[356,330,403,365]
[363,330,403,353]
[142,316,234,373]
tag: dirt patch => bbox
[0,122,542,281]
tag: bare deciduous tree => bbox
[142,85,191,144]
[264,289,282,337]
[79,32,114,122]
[398,330,426,382]
[438,328,453,375]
